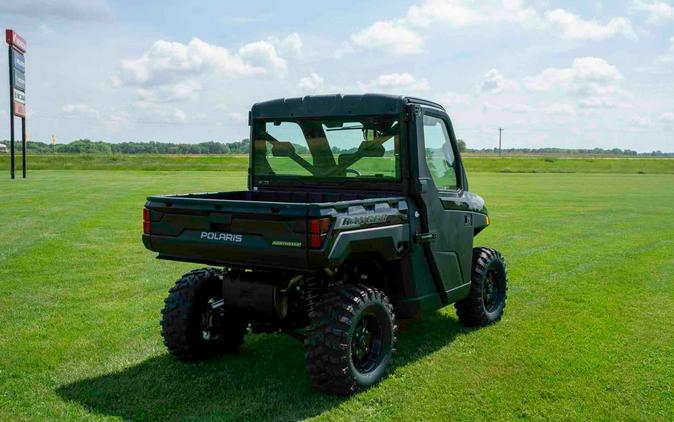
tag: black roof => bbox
[250,94,444,119]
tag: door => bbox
[413,109,474,295]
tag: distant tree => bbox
[57,139,112,154]
[457,139,467,152]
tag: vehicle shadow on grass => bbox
[57,311,467,421]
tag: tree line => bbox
[466,147,673,156]
[0,138,671,157]
[0,139,251,155]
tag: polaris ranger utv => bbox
[142,94,507,395]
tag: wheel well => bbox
[342,254,400,299]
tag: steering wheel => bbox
[345,168,361,177]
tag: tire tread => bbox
[305,284,397,396]
[161,268,247,361]
[455,247,508,327]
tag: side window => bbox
[422,115,458,190]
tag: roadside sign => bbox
[5,28,28,178]
[14,102,26,118]
[13,51,25,72]
[14,69,25,91]
[7,33,26,118]
[5,30,27,53]
[14,88,26,104]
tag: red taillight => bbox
[309,234,323,248]
[143,208,151,234]
[309,217,330,234]
[308,217,331,249]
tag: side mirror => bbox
[271,142,296,157]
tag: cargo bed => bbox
[142,190,407,271]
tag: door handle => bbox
[415,232,436,243]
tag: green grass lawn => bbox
[0,170,672,421]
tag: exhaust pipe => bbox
[222,272,288,319]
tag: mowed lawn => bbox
[0,170,672,421]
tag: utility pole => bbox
[498,128,504,156]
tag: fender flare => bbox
[327,224,409,264]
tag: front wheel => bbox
[305,284,396,396]
[455,247,508,327]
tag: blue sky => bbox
[1,0,673,151]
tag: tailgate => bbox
[143,195,310,269]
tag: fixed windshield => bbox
[252,116,400,180]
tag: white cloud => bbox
[439,91,470,107]
[660,111,674,122]
[656,35,674,62]
[238,40,288,74]
[104,111,130,131]
[544,9,637,41]
[630,116,653,127]
[355,1,634,59]
[407,0,486,27]
[481,101,533,113]
[38,24,56,34]
[136,80,202,103]
[545,103,576,115]
[136,103,189,125]
[480,69,517,93]
[501,103,533,113]
[525,57,623,92]
[174,109,188,123]
[227,112,247,123]
[297,73,324,92]
[406,0,539,28]
[269,33,303,57]
[117,38,261,87]
[578,97,622,109]
[61,103,100,119]
[116,35,297,89]
[0,0,112,21]
[332,42,355,59]
[358,73,429,92]
[351,21,423,55]
[630,1,674,24]
[525,57,630,109]
[115,36,295,108]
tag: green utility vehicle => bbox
[142,94,507,395]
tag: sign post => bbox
[6,29,27,179]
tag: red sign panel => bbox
[14,101,26,118]
[6,29,27,53]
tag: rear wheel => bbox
[161,268,247,360]
[305,284,396,396]
[455,247,507,327]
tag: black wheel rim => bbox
[201,297,224,341]
[482,267,503,313]
[351,312,384,374]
